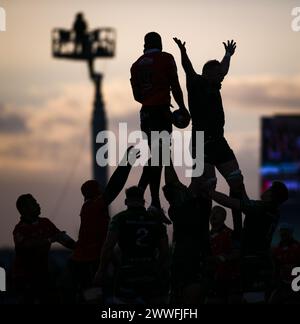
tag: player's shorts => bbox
[140,105,173,140]
[191,131,236,166]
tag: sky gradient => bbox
[0,0,299,246]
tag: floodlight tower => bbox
[52,13,116,187]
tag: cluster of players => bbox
[11,32,299,304]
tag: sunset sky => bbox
[0,0,300,246]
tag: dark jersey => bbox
[109,207,167,263]
[130,51,178,106]
[13,217,60,280]
[241,199,280,255]
[72,195,109,262]
[168,185,211,261]
[210,225,240,281]
[186,74,225,138]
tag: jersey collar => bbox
[144,48,161,54]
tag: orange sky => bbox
[0,0,299,246]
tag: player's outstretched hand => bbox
[173,37,186,52]
[223,40,236,56]
[120,145,141,166]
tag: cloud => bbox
[0,104,29,134]
[0,74,299,176]
[223,75,300,111]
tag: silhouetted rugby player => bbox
[208,180,289,298]
[60,147,140,303]
[163,162,211,304]
[95,186,169,304]
[13,194,75,304]
[174,37,246,240]
[130,32,187,214]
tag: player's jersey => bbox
[109,206,167,264]
[273,239,300,284]
[241,199,279,256]
[72,195,109,262]
[130,50,178,107]
[12,217,60,280]
[210,225,240,281]
[186,74,225,138]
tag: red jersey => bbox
[273,240,300,284]
[13,217,60,280]
[210,225,240,281]
[72,195,109,262]
[130,50,178,106]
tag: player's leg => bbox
[189,131,217,194]
[140,106,172,209]
[214,138,247,240]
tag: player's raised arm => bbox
[173,37,197,78]
[220,40,236,77]
[103,146,140,205]
[50,231,76,249]
[211,190,241,211]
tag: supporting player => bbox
[207,180,289,302]
[59,146,140,303]
[162,162,211,304]
[94,186,169,304]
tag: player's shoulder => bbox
[131,55,145,71]
[38,217,57,229]
[160,52,176,66]
[111,210,129,222]
[13,220,24,234]
[160,51,174,59]
[109,209,131,231]
[38,217,53,224]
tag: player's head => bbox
[210,205,226,230]
[81,180,102,200]
[144,32,162,51]
[261,181,289,206]
[125,186,145,208]
[16,194,41,221]
[279,223,294,242]
[202,60,223,83]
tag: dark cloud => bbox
[224,77,300,110]
[0,112,29,134]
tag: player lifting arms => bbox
[173,37,246,239]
